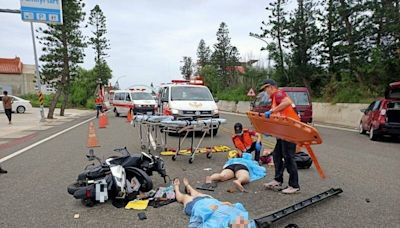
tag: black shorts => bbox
[225,164,248,173]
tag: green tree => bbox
[211,22,240,86]
[180,56,194,80]
[88,4,112,85]
[38,0,86,118]
[258,0,289,82]
[287,0,320,95]
[196,39,211,70]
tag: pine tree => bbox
[38,0,86,118]
[259,0,289,82]
[89,4,112,85]
[211,22,240,86]
[180,56,194,80]
[196,39,211,68]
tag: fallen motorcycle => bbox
[67,147,167,207]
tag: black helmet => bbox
[234,123,243,134]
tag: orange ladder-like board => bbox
[246,111,326,179]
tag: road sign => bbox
[247,88,256,97]
[20,0,63,24]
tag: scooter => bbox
[67,147,168,207]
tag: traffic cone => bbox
[99,113,107,128]
[87,122,100,148]
[127,109,133,123]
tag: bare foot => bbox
[233,180,248,193]
[205,176,212,184]
[183,177,191,194]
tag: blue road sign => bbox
[20,0,63,24]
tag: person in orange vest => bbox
[232,123,262,162]
[95,95,104,118]
[260,79,300,194]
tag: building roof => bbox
[0,57,23,74]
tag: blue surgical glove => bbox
[255,142,262,151]
[264,111,272,118]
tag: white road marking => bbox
[219,111,359,133]
[0,116,96,163]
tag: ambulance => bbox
[157,79,220,135]
[112,89,157,117]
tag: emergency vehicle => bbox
[112,89,157,116]
[157,79,220,135]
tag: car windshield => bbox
[130,92,153,100]
[286,92,310,106]
[171,86,214,101]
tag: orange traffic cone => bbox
[87,122,100,148]
[99,113,107,128]
[127,109,133,123]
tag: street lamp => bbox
[114,75,127,89]
[249,32,271,71]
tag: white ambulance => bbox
[157,79,220,135]
[112,89,157,117]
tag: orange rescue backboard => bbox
[247,111,326,179]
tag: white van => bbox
[112,90,157,117]
[158,80,219,134]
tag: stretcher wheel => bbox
[206,153,212,159]
[189,158,193,164]
[172,155,177,161]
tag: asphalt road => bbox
[0,111,399,228]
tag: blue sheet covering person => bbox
[173,178,256,228]
[208,153,266,192]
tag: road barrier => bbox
[217,101,367,129]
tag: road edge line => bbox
[219,111,358,133]
[0,116,96,163]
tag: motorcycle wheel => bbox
[81,198,95,207]
[125,167,153,192]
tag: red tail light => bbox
[379,109,387,124]
[85,189,91,198]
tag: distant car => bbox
[251,87,313,123]
[0,95,33,114]
[359,81,400,140]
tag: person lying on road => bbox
[207,153,266,192]
[173,178,256,228]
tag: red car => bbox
[251,87,313,123]
[359,81,400,140]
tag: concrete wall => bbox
[217,100,368,128]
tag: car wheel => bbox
[210,127,219,136]
[114,108,120,117]
[16,106,26,113]
[359,122,366,134]
[369,126,379,141]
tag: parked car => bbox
[359,81,400,140]
[250,87,313,123]
[0,95,33,114]
[112,90,157,116]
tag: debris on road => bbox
[73,214,80,219]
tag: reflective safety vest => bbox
[232,129,253,152]
[271,91,300,121]
[95,98,103,105]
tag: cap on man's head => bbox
[259,79,278,92]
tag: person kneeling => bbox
[207,153,266,192]
[173,177,256,228]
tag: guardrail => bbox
[217,101,367,129]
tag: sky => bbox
[0,0,283,89]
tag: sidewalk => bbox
[0,108,92,146]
